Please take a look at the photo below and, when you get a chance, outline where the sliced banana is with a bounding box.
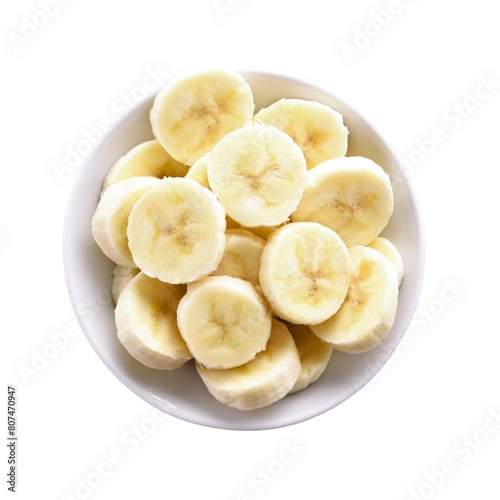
[245,224,279,240]
[310,246,399,353]
[177,275,272,369]
[254,98,348,169]
[127,177,226,284]
[150,67,255,166]
[291,156,394,247]
[207,123,307,227]
[101,139,189,193]
[259,222,351,325]
[211,228,266,286]
[286,323,333,394]
[196,318,301,410]
[90,67,408,410]
[185,152,210,189]
[91,176,160,267]
[115,272,192,369]
[367,236,404,286]
[111,265,140,304]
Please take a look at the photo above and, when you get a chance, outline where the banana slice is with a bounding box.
[196,318,301,410]
[245,224,279,240]
[367,236,404,286]
[91,176,161,267]
[286,323,333,394]
[207,123,307,227]
[259,222,351,325]
[115,272,192,369]
[185,152,210,189]
[176,275,272,369]
[150,67,255,166]
[291,156,394,247]
[211,228,266,286]
[310,246,399,353]
[127,177,226,284]
[101,139,189,193]
[254,98,348,169]
[111,265,140,304]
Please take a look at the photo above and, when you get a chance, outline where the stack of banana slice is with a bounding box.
[91,67,404,411]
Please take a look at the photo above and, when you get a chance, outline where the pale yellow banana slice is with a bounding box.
[310,246,399,353]
[115,272,192,369]
[127,177,226,284]
[367,236,404,286]
[286,323,333,394]
[211,228,266,286]
[185,152,210,189]
[196,318,301,410]
[245,224,279,240]
[259,222,351,325]
[101,139,189,193]
[185,155,242,242]
[91,176,161,267]
[111,265,140,304]
[207,123,307,227]
[254,98,348,169]
[291,156,394,247]
[150,67,255,166]
[176,275,272,369]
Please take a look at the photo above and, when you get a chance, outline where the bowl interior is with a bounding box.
[63,70,424,430]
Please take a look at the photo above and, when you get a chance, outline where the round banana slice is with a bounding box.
[211,228,266,286]
[286,323,333,394]
[101,139,189,193]
[244,224,279,240]
[367,236,404,286]
[185,152,211,189]
[310,246,399,353]
[91,176,161,267]
[254,98,348,169]
[176,275,272,369]
[115,272,192,370]
[259,222,351,325]
[291,156,394,247]
[127,177,226,284]
[207,123,307,227]
[150,67,255,166]
[111,265,140,304]
[196,319,301,410]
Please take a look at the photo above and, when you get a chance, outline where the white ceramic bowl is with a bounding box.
[63,70,425,430]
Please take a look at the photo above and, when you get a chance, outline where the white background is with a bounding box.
[2,0,500,499]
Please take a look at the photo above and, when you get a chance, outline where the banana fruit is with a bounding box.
[185,152,210,189]
[291,156,394,247]
[211,228,266,286]
[310,246,399,353]
[368,236,404,286]
[92,176,160,267]
[90,66,406,411]
[127,177,226,284]
[286,322,333,394]
[259,222,351,325]
[111,265,140,304]
[207,123,307,227]
[102,139,188,193]
[177,275,271,369]
[254,98,348,170]
[115,272,192,369]
[150,67,255,166]
[196,319,301,410]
